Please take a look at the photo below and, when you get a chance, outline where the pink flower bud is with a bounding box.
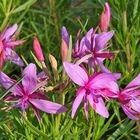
[100,2,111,32]
[61,39,68,61]
[33,36,44,62]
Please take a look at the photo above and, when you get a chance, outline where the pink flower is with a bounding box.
[73,28,115,73]
[118,74,140,120]
[33,36,44,62]
[63,62,119,119]
[0,24,24,67]
[100,2,111,32]
[0,63,67,121]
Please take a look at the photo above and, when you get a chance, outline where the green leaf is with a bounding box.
[59,120,73,136]
[108,119,135,140]
[99,114,115,139]
[24,117,49,138]
[0,118,12,126]
[0,77,23,100]
[68,35,72,62]
[12,0,37,14]
[30,51,42,69]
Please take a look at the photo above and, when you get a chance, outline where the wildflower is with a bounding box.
[63,62,119,119]
[73,28,114,73]
[100,2,111,32]
[33,36,44,62]
[0,24,24,67]
[118,74,140,120]
[0,63,67,121]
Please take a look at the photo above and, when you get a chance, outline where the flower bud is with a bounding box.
[100,2,111,32]
[33,36,44,62]
[61,39,68,61]
[62,26,69,48]
[49,54,57,72]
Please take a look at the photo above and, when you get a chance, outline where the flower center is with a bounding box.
[23,95,29,101]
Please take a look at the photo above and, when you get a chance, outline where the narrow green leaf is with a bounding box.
[68,35,72,62]
[0,77,23,100]
[30,51,42,69]
[0,118,12,126]
[59,120,73,136]
[12,0,37,14]
[99,114,115,139]
[24,117,49,138]
[108,119,135,140]
[3,124,14,137]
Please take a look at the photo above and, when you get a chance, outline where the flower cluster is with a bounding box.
[61,2,140,120]
[0,2,140,122]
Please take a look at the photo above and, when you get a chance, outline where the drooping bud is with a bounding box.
[61,39,68,61]
[100,2,111,32]
[33,36,44,62]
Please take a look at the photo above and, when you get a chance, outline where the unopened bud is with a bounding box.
[62,26,69,48]
[61,39,68,61]
[49,54,57,71]
[100,2,111,32]
[33,36,44,62]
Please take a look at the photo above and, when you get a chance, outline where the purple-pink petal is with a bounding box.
[95,30,114,51]
[71,88,85,118]
[2,24,18,41]
[6,40,25,48]
[5,48,24,66]
[88,73,119,93]
[121,105,139,120]
[0,71,23,96]
[87,94,109,118]
[63,62,88,86]
[22,63,37,94]
[94,97,109,118]
[130,99,140,113]
[84,95,88,120]
[29,99,67,114]
[79,28,94,54]
[32,105,41,121]
[96,59,111,73]
[125,74,140,91]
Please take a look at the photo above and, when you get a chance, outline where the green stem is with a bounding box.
[55,114,61,139]
[123,10,131,73]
